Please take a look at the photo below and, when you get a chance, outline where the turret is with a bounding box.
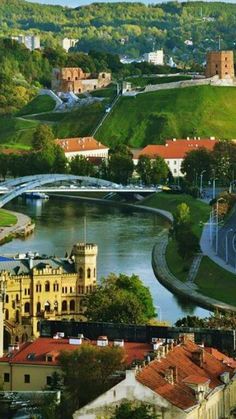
[72,243,98,285]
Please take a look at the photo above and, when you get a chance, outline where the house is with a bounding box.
[0,335,154,391]
[73,336,236,419]
[134,137,218,177]
[52,67,111,94]
[61,38,79,52]
[143,50,164,66]
[56,137,109,161]
[11,35,40,51]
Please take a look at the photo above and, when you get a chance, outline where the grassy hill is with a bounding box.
[96,85,236,147]
[17,95,56,116]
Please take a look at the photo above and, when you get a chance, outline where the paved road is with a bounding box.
[0,210,32,243]
[217,206,236,270]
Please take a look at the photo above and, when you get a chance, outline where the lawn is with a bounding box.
[125,75,192,88]
[17,95,56,116]
[195,256,236,305]
[96,85,236,147]
[0,116,39,150]
[142,192,210,237]
[0,210,17,227]
[166,238,192,282]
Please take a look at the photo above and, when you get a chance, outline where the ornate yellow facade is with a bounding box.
[0,243,97,344]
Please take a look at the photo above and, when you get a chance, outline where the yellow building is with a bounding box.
[0,242,97,344]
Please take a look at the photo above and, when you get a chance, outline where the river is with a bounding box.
[2,196,210,324]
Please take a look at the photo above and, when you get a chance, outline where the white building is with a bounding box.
[11,35,40,51]
[56,137,109,161]
[134,137,218,177]
[61,38,79,52]
[143,50,164,66]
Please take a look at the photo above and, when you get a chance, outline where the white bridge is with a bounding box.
[0,174,157,208]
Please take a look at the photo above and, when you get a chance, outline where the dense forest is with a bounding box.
[0,0,236,64]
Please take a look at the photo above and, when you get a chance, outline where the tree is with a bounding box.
[212,141,236,184]
[112,401,159,419]
[108,154,134,184]
[59,345,124,414]
[150,156,169,184]
[84,273,156,324]
[0,153,9,179]
[181,148,213,183]
[175,315,205,327]
[173,202,191,237]
[32,124,54,150]
[136,156,152,185]
[70,155,95,176]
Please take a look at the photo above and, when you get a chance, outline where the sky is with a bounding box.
[26,0,236,7]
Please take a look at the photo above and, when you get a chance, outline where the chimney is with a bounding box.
[29,257,33,270]
[179,333,195,345]
[192,349,205,368]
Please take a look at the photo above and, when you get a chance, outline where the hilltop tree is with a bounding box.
[84,273,156,324]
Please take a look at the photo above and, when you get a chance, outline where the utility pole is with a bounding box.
[218,35,221,51]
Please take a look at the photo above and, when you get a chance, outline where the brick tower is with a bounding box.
[205,51,235,79]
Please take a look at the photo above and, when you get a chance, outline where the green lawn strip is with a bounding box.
[96,85,236,147]
[0,116,39,149]
[141,192,210,237]
[166,238,193,282]
[125,75,192,87]
[195,256,236,305]
[0,210,17,227]
[17,95,56,116]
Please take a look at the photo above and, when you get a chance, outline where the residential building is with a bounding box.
[143,50,164,66]
[56,137,109,161]
[0,335,154,391]
[206,51,235,79]
[74,337,236,419]
[135,137,218,177]
[0,242,98,344]
[11,35,40,51]
[52,67,111,94]
[61,38,79,52]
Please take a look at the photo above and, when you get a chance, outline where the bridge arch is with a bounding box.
[0,174,118,208]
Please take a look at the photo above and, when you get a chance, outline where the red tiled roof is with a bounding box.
[56,137,108,153]
[0,338,152,367]
[205,347,236,369]
[137,340,233,411]
[137,138,218,160]
[183,375,210,384]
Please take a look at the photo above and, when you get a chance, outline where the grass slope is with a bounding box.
[96,85,236,147]
[0,116,39,150]
[17,95,56,116]
[0,209,17,227]
[125,75,192,88]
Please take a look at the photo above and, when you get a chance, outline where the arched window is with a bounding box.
[36,283,41,292]
[44,301,50,312]
[45,281,50,292]
[37,321,40,332]
[53,282,59,292]
[5,295,9,304]
[54,301,58,311]
[16,294,19,302]
[70,300,75,311]
[36,302,41,313]
[24,302,30,313]
[87,268,91,279]
[5,309,9,320]
[79,267,83,279]
[15,335,19,343]
[94,268,96,278]
[15,310,19,323]
[62,300,67,311]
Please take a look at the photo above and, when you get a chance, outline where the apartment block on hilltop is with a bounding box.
[206,51,235,79]
[11,35,40,51]
[143,50,164,66]
[52,67,111,94]
[134,137,218,177]
[61,38,79,52]
[74,337,236,419]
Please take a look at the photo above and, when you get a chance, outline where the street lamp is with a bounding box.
[229,180,235,194]
[225,228,233,264]
[215,197,226,255]
[199,170,206,197]
[232,231,236,271]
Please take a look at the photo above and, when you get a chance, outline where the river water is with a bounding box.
[2,197,210,324]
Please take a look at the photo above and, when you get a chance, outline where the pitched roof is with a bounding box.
[205,347,236,369]
[136,340,233,411]
[56,137,108,153]
[138,138,218,160]
[0,338,152,367]
[0,258,75,276]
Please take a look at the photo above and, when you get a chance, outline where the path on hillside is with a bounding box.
[0,211,33,244]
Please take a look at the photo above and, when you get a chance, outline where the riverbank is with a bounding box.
[0,210,34,245]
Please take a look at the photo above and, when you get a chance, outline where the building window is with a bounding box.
[5,295,8,304]
[225,64,227,68]
[79,267,83,279]
[70,300,75,311]
[36,302,41,313]
[53,282,59,292]
[36,284,41,292]
[24,289,27,296]
[54,301,58,311]
[28,289,30,296]
[68,77,71,81]
[44,301,50,312]
[62,300,67,311]
[87,268,91,279]
[15,310,19,323]
[174,161,177,165]
[5,309,9,320]
[174,169,177,174]
[4,373,10,383]
[94,268,96,278]
[24,374,30,384]
[24,302,30,313]
[215,64,218,68]
[70,287,73,293]
[46,376,52,386]
[225,57,228,61]
[16,294,19,302]
[45,281,50,292]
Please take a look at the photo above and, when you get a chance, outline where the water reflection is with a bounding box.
[3,197,210,324]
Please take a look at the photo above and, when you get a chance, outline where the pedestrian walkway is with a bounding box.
[0,210,33,244]
[187,254,203,285]
[200,222,236,274]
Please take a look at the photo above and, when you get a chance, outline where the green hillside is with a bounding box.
[0,116,39,150]
[96,86,236,147]
[17,95,56,116]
